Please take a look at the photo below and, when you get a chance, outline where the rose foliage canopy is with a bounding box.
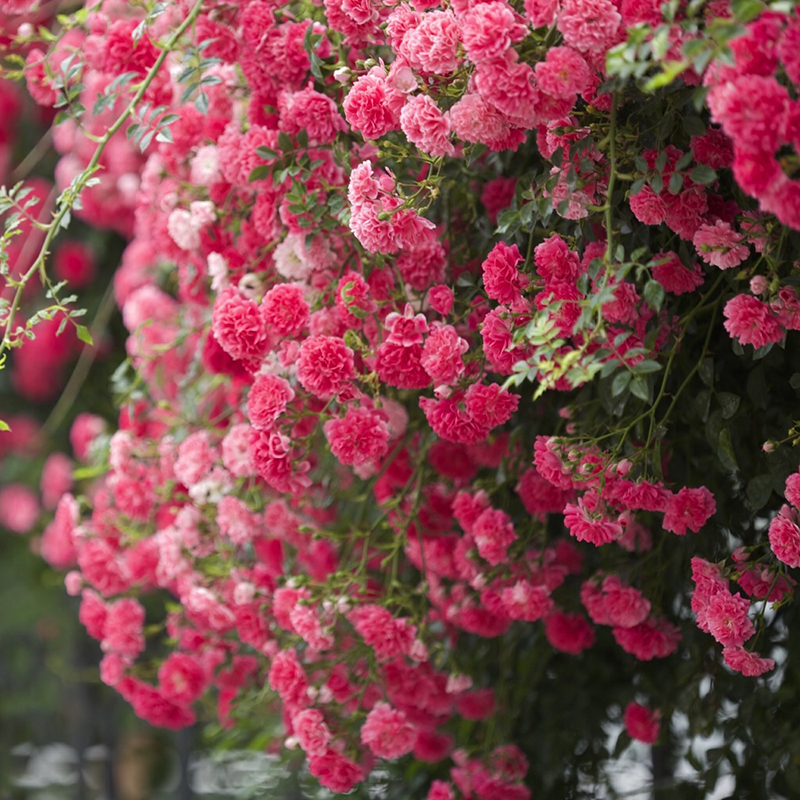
[3,0,800,796]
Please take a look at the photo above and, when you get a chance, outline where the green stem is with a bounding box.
[605,93,618,265]
[0,0,205,366]
[41,276,117,436]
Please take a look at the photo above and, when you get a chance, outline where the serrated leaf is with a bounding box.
[194,92,209,114]
[630,376,650,401]
[668,171,683,195]
[651,174,663,195]
[690,164,717,185]
[139,130,155,151]
[695,389,711,422]
[75,324,93,345]
[644,279,665,312]
[611,371,631,396]
[644,60,688,91]
[682,116,706,137]
[717,391,740,419]
[718,427,738,472]
[633,359,662,375]
[278,131,293,152]
[699,357,714,387]
[746,474,773,511]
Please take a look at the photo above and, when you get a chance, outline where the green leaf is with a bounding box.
[644,279,665,312]
[248,165,271,182]
[746,474,774,511]
[278,131,293,153]
[695,389,712,423]
[630,376,650,402]
[644,60,688,92]
[0,418,10,432]
[73,464,108,480]
[718,427,738,472]
[633,359,662,375]
[650,174,663,195]
[668,171,683,195]
[699,357,714,387]
[75,324,94,345]
[682,116,706,137]
[690,164,717,185]
[194,91,209,114]
[717,391,740,419]
[731,0,766,23]
[612,371,631,397]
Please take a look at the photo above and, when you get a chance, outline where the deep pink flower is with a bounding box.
[500,580,553,621]
[472,507,517,565]
[624,702,660,744]
[557,0,622,54]
[292,708,332,756]
[723,646,776,677]
[260,283,310,338]
[296,335,356,400]
[663,486,716,535]
[247,373,295,430]
[0,484,39,533]
[564,499,621,546]
[158,653,206,706]
[464,382,519,429]
[402,10,460,74]
[723,294,784,349]
[361,702,417,759]
[629,185,667,226]
[601,576,651,628]
[534,47,591,100]
[613,617,680,660]
[102,598,145,658]
[212,288,270,364]
[785,471,800,508]
[482,242,527,305]
[705,591,754,648]
[651,252,704,295]
[690,128,734,169]
[421,323,468,385]
[378,342,431,389]
[308,748,364,793]
[462,2,526,65]
[400,94,453,158]
[534,234,582,282]
[428,780,455,800]
[769,504,800,568]
[268,649,310,708]
[544,611,595,654]
[343,70,401,140]
[429,285,454,316]
[348,604,416,661]
[709,74,789,154]
[323,406,390,467]
[693,221,749,269]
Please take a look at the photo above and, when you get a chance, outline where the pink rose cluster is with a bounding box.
[14,0,800,796]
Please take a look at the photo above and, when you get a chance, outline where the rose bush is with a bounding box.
[3,0,800,797]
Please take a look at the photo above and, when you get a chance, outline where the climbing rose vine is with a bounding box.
[4,0,800,796]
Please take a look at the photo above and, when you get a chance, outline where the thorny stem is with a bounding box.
[41,275,117,437]
[604,92,618,265]
[0,0,205,371]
